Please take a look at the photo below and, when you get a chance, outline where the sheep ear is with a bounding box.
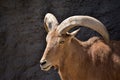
[70,28,80,36]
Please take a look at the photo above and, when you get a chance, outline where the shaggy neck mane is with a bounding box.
[58,37,117,80]
[58,37,90,80]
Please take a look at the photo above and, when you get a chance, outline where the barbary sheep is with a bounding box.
[40,13,120,80]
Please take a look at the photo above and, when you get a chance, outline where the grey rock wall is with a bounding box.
[0,0,120,80]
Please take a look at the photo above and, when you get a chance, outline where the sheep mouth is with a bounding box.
[41,65,52,71]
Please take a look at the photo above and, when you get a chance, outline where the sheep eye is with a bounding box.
[59,40,64,44]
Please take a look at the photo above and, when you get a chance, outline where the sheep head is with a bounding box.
[40,13,109,71]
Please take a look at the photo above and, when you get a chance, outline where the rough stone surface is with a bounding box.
[0,0,120,80]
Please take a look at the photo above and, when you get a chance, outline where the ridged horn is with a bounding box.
[44,13,58,32]
[57,16,109,42]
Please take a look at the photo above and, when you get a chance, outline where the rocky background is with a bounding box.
[0,0,120,80]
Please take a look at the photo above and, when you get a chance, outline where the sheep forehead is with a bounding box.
[46,30,70,44]
[46,31,59,42]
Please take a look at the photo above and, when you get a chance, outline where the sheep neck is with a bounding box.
[58,38,89,80]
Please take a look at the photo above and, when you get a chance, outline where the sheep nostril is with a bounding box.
[40,61,47,66]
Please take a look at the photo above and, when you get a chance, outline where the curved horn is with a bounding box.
[57,16,109,42]
[44,13,58,32]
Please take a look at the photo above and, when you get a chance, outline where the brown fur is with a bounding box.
[58,37,120,80]
[41,29,120,80]
[40,13,120,80]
